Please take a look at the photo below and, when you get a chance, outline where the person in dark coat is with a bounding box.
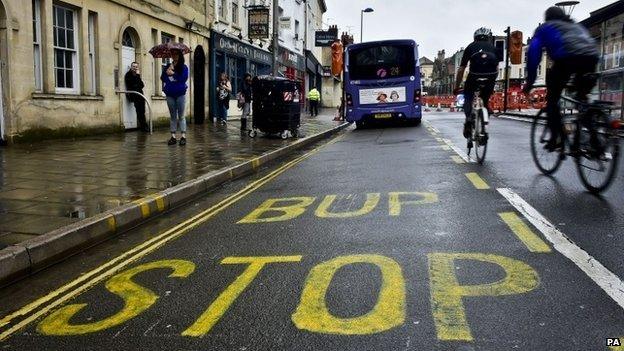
[124,62,148,132]
[240,73,253,132]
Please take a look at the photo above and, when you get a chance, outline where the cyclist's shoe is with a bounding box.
[463,122,472,139]
[479,133,489,144]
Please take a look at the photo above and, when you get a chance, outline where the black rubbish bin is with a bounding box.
[249,76,301,139]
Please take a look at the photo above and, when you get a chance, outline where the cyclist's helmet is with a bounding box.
[474,27,493,41]
[545,6,567,21]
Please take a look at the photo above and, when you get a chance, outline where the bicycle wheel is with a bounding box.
[473,109,487,164]
[531,110,563,175]
[575,112,620,194]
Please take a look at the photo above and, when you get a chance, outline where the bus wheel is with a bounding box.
[408,119,421,127]
[356,121,365,129]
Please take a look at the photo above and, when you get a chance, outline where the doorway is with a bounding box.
[121,29,138,129]
[193,46,206,124]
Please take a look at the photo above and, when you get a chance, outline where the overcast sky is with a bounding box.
[324,0,612,59]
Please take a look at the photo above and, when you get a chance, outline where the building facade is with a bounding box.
[209,0,273,117]
[0,0,214,142]
[581,0,624,117]
[419,57,433,95]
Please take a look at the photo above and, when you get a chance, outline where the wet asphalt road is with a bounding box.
[0,112,623,350]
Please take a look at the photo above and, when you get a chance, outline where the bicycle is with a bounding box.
[530,95,621,194]
[462,78,491,164]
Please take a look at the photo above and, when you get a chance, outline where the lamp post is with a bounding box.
[555,1,580,16]
[361,8,374,43]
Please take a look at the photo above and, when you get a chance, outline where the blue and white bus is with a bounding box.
[344,40,422,127]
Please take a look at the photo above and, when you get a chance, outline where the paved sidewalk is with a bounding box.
[0,110,342,248]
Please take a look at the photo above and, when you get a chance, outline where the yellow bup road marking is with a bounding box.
[428,253,539,341]
[499,212,551,253]
[37,260,195,336]
[0,133,344,341]
[315,193,380,218]
[388,192,438,216]
[238,197,316,223]
[182,256,302,337]
[465,173,490,190]
[292,254,405,335]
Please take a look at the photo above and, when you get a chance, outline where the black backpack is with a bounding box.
[470,50,499,75]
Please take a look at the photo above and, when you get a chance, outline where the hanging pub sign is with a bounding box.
[248,7,270,39]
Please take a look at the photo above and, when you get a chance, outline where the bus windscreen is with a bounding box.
[348,45,415,80]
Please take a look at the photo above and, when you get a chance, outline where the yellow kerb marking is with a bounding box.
[252,158,261,169]
[183,256,302,337]
[0,133,341,342]
[37,260,195,335]
[315,193,380,218]
[428,253,539,341]
[465,173,490,190]
[292,254,405,335]
[451,156,465,164]
[388,192,438,216]
[499,212,551,253]
[107,216,117,233]
[238,197,316,223]
[435,137,444,143]
[440,145,451,151]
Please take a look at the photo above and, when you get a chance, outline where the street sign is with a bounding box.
[248,7,270,39]
[315,30,338,47]
[279,17,292,30]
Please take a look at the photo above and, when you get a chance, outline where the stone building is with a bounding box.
[419,57,433,95]
[581,0,624,117]
[0,0,214,143]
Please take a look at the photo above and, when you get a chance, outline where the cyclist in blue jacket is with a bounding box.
[523,6,599,151]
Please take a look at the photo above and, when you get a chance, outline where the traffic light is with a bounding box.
[510,31,523,65]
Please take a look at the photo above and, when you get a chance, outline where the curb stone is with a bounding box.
[0,122,350,287]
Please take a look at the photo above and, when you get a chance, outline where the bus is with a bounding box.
[344,40,422,128]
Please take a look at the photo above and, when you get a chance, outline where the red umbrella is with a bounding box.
[149,42,191,58]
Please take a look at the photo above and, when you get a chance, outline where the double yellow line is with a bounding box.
[0,134,342,341]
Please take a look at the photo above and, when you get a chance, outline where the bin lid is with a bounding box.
[254,75,295,83]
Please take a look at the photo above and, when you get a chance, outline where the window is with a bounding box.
[295,20,300,40]
[161,32,174,67]
[53,4,79,93]
[32,0,43,91]
[349,45,415,80]
[87,12,97,94]
[538,64,542,76]
[232,1,239,25]
[219,0,227,21]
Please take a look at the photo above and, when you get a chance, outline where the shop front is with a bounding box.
[210,31,272,118]
[305,50,324,111]
[277,46,306,100]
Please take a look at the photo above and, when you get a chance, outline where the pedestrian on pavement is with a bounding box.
[239,73,253,133]
[217,72,232,125]
[308,86,321,117]
[124,62,148,132]
[161,49,189,146]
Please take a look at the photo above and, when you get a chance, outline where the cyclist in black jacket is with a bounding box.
[454,27,501,139]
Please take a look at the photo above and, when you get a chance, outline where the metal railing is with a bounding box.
[115,90,153,134]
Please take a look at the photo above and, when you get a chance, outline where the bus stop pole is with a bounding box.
[115,90,153,134]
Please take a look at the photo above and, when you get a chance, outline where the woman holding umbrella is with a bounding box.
[150,43,190,146]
